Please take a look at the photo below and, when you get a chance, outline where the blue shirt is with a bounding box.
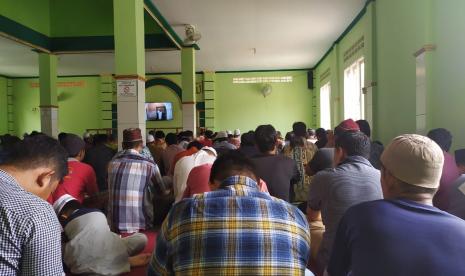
[328,199,465,276]
[149,175,311,275]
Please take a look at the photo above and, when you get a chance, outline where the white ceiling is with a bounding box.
[0,0,365,77]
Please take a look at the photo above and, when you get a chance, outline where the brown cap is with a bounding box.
[381,134,444,189]
[123,128,143,143]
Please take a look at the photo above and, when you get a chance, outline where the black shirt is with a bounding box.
[251,154,300,202]
[84,144,116,191]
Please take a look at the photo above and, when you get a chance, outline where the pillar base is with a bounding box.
[182,103,197,136]
[40,106,58,137]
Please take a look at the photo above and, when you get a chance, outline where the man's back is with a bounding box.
[162,144,183,175]
[434,151,460,210]
[251,154,299,201]
[84,144,115,191]
[329,199,465,276]
[150,176,310,275]
[0,170,63,275]
[447,174,465,219]
[53,160,98,203]
[108,149,160,233]
[308,156,382,265]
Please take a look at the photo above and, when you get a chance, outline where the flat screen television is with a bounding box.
[145,102,173,121]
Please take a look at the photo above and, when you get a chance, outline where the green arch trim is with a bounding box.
[145,78,182,101]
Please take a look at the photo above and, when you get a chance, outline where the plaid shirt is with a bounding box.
[149,175,311,275]
[108,149,167,233]
[0,170,63,275]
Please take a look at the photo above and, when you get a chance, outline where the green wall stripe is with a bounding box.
[143,0,186,49]
[196,102,205,110]
[0,15,177,53]
[0,15,50,49]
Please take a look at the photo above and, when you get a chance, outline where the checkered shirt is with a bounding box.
[0,169,63,275]
[108,149,167,233]
[149,175,311,275]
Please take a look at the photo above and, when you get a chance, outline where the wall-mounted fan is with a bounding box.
[261,84,272,98]
[184,24,202,45]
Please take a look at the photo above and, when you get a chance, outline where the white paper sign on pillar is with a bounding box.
[117,79,137,98]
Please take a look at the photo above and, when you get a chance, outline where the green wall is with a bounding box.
[430,0,465,150]
[7,72,312,137]
[313,3,372,130]
[215,71,312,134]
[313,0,465,151]
[12,77,101,136]
[0,0,51,36]
[374,0,432,144]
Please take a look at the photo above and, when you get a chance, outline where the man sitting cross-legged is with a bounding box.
[149,150,311,275]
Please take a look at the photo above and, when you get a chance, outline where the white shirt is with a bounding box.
[173,149,217,202]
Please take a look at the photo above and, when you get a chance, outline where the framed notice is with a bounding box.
[117,79,137,97]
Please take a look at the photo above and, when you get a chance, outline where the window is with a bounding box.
[232,76,292,84]
[343,58,365,120]
[320,82,331,130]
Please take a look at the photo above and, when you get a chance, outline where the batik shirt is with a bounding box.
[107,149,168,233]
[149,175,311,275]
[283,139,318,202]
[0,170,63,275]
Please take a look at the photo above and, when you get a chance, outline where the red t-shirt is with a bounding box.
[51,160,99,203]
[182,164,213,199]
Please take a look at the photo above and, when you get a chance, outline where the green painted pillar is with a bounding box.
[181,47,197,135]
[0,77,8,134]
[38,53,58,137]
[113,0,146,147]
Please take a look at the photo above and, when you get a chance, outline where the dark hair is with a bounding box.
[240,131,255,147]
[356,120,371,138]
[293,122,307,138]
[205,130,214,139]
[285,132,293,141]
[122,140,143,150]
[184,130,194,139]
[290,135,305,148]
[315,128,327,139]
[187,140,203,150]
[427,128,452,152]
[254,125,277,153]
[58,132,67,143]
[155,130,165,139]
[1,135,68,181]
[165,133,178,145]
[335,131,370,159]
[0,135,21,149]
[93,134,109,145]
[209,150,258,183]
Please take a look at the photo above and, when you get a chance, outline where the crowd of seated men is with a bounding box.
[1,120,465,275]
